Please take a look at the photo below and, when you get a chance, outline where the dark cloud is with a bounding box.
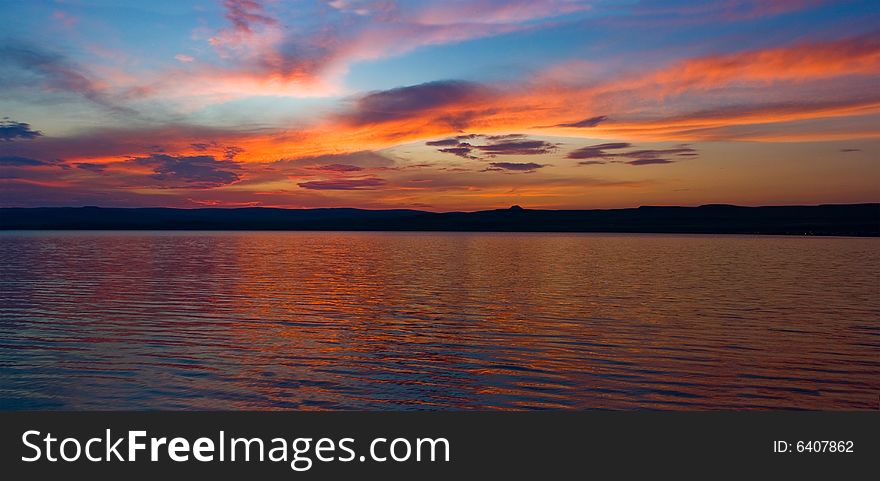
[191,143,212,151]
[475,140,556,156]
[485,134,526,141]
[617,146,696,166]
[235,151,395,189]
[0,125,256,163]
[224,145,245,160]
[0,120,43,141]
[426,138,462,147]
[128,154,241,189]
[426,133,484,147]
[625,158,675,165]
[567,142,632,160]
[297,177,386,190]
[75,162,107,172]
[439,146,479,159]
[625,147,696,159]
[0,43,131,113]
[840,148,861,152]
[487,162,546,172]
[0,155,47,166]
[348,80,486,124]
[553,115,609,128]
[429,133,556,159]
[570,143,696,166]
[314,163,364,172]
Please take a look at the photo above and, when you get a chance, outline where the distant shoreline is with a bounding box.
[1,204,878,236]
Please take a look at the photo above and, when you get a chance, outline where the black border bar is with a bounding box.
[1,411,876,479]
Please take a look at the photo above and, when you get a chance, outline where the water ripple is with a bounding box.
[1,231,878,410]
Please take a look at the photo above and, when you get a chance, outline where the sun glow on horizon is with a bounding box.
[1,0,878,210]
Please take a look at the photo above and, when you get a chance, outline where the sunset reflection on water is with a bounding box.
[1,231,877,410]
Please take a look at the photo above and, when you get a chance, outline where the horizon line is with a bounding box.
[2,202,879,214]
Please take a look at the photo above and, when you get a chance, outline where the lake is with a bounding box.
[0,231,877,410]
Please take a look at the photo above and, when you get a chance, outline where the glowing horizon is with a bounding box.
[1,0,878,211]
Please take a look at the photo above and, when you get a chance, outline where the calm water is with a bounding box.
[0,231,877,410]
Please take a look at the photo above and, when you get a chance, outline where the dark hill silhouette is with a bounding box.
[1,203,877,236]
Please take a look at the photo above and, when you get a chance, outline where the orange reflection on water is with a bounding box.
[0,231,877,410]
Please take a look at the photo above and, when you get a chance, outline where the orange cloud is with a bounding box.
[24,32,879,168]
[622,32,880,96]
[354,33,879,146]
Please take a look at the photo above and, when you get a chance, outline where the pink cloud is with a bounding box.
[177,0,592,102]
[211,0,277,42]
[52,10,79,28]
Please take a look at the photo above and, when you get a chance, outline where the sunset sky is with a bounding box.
[1,0,878,210]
